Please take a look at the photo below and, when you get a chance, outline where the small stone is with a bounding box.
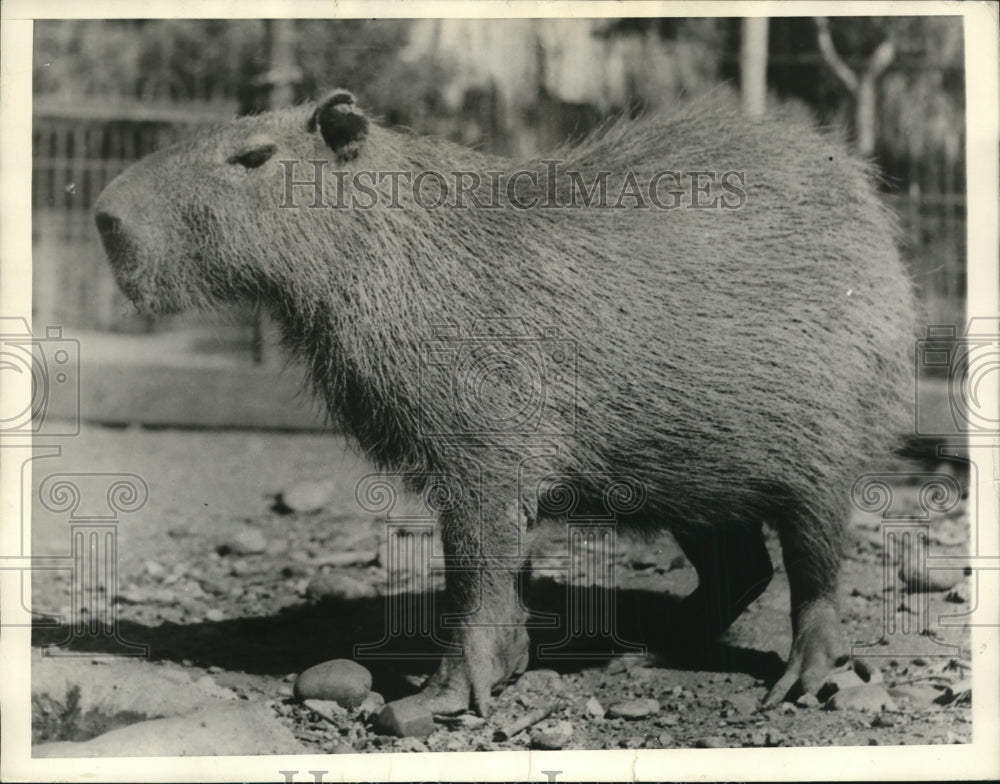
[824,684,898,713]
[318,551,375,569]
[620,735,644,749]
[871,713,895,728]
[515,669,564,693]
[293,659,372,708]
[218,526,267,556]
[281,479,338,513]
[453,713,486,730]
[656,731,675,747]
[374,701,436,738]
[585,696,605,718]
[395,737,429,753]
[331,743,355,754]
[898,562,966,593]
[779,702,797,715]
[607,698,660,719]
[605,658,627,675]
[306,573,377,602]
[945,582,970,603]
[887,682,940,704]
[935,679,971,705]
[817,668,865,702]
[205,609,225,623]
[530,720,573,750]
[721,693,757,716]
[795,693,820,708]
[144,560,166,579]
[355,691,385,721]
[695,736,728,748]
[303,698,348,724]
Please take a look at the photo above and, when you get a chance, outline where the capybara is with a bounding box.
[95,89,915,717]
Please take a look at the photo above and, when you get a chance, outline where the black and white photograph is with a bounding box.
[1,1,997,781]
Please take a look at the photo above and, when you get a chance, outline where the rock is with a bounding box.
[530,720,574,750]
[205,608,225,623]
[935,679,972,705]
[395,737,429,753]
[721,692,757,717]
[607,698,660,720]
[945,582,970,603]
[317,551,375,568]
[355,690,385,721]
[817,668,865,702]
[306,573,377,602]
[604,658,628,675]
[281,479,338,513]
[824,684,898,713]
[217,526,267,556]
[656,731,675,747]
[515,669,564,693]
[585,696,605,718]
[871,713,895,727]
[144,560,166,579]
[293,659,372,708]
[303,698,348,723]
[695,736,728,748]
[888,683,941,705]
[331,742,356,754]
[898,562,966,593]
[33,704,305,757]
[795,693,820,708]
[374,701,436,738]
[621,735,645,749]
[452,714,486,730]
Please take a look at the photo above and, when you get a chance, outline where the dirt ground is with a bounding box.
[29,424,973,755]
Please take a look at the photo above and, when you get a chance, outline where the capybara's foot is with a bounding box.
[762,598,845,707]
[392,623,530,717]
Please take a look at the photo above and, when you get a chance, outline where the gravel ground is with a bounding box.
[30,424,973,754]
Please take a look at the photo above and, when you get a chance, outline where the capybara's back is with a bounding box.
[95,90,915,718]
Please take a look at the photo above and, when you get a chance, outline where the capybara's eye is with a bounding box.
[229,145,277,170]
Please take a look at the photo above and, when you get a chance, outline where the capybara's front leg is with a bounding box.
[389,500,531,717]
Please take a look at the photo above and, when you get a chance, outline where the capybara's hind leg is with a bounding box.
[673,519,774,642]
[763,520,847,707]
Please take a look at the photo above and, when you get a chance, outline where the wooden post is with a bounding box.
[740,18,769,118]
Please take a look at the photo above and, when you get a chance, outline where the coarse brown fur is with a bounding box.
[96,90,916,716]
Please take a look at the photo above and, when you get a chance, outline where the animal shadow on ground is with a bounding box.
[32,581,785,702]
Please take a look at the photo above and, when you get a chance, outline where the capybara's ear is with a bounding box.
[309,89,368,159]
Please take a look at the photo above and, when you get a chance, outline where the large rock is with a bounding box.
[293,659,372,708]
[34,704,306,757]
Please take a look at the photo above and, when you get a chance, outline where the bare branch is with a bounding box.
[814,17,859,93]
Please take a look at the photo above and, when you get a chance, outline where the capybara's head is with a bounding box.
[94,90,374,314]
